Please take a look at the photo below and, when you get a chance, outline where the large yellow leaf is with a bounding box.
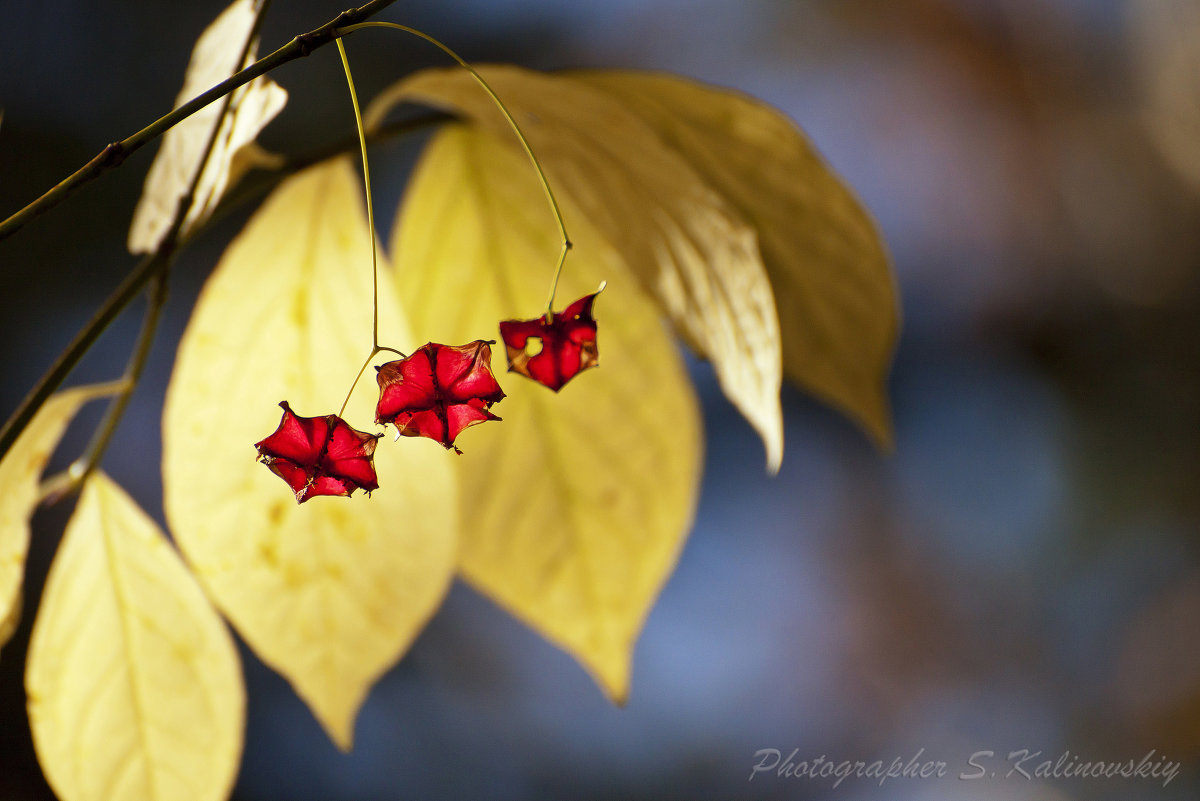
[162,157,457,748]
[0,382,120,658]
[128,0,287,253]
[575,71,898,446]
[26,472,243,801]
[391,124,702,702]
[369,65,782,470]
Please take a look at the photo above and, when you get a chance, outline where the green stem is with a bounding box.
[336,37,380,351]
[337,344,402,421]
[334,37,393,420]
[337,21,573,314]
[0,0,400,243]
[339,346,380,419]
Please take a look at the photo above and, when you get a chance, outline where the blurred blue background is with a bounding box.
[3,1,1199,799]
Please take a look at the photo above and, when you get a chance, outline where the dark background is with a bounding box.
[3,1,1199,799]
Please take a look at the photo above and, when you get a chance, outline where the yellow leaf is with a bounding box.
[26,472,243,801]
[369,65,782,470]
[575,71,898,447]
[391,124,702,702]
[162,157,457,749]
[0,382,120,658]
[128,0,287,253]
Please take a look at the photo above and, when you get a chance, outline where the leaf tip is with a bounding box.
[850,381,895,454]
[330,725,355,754]
[765,447,783,477]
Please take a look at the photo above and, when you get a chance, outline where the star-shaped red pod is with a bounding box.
[375,340,505,453]
[254,401,382,504]
[499,286,603,392]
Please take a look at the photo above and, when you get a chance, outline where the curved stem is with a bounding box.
[339,346,379,419]
[338,21,573,314]
[339,349,374,418]
[336,37,380,351]
[337,343,408,419]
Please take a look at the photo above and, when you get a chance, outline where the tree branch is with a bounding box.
[0,0,405,464]
[0,0,399,242]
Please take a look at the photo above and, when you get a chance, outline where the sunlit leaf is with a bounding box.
[576,70,897,446]
[26,472,243,801]
[128,0,287,253]
[0,382,120,658]
[391,124,702,702]
[162,157,457,748]
[370,65,782,470]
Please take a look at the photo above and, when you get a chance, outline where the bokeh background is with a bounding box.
[3,0,1200,799]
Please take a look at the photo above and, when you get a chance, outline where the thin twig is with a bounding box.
[0,0,400,243]
[39,273,170,503]
[15,0,272,496]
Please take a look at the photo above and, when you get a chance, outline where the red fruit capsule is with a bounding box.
[254,401,381,503]
[499,287,602,392]
[375,340,505,453]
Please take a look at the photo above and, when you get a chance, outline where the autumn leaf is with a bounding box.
[391,124,702,702]
[0,382,121,658]
[26,472,243,801]
[369,65,783,471]
[575,70,898,446]
[162,157,457,749]
[128,0,287,253]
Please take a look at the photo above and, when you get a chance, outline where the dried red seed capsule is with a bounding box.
[375,340,505,453]
[254,401,381,503]
[499,287,602,392]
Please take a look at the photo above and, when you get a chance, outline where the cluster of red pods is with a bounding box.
[254,291,601,503]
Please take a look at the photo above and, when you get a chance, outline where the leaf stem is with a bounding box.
[0,0,400,243]
[337,21,573,315]
[334,37,394,421]
[339,346,380,419]
[336,37,381,352]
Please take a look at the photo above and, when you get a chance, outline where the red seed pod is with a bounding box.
[254,401,381,503]
[375,340,505,453]
[499,287,601,392]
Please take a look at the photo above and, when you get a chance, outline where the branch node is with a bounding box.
[101,142,127,168]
